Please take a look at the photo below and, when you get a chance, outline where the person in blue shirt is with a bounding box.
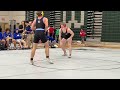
[0,30,5,45]
[3,28,16,49]
[24,21,34,49]
[47,36,57,48]
[14,29,27,49]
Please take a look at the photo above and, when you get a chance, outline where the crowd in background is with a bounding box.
[0,20,61,50]
[0,20,87,50]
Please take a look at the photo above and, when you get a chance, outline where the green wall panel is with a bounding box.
[75,11,81,23]
[102,11,120,42]
[66,11,71,23]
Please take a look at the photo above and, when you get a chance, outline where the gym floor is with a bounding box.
[0,47,120,79]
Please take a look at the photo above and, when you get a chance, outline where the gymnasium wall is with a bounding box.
[44,11,87,40]
[0,11,25,30]
[0,11,25,23]
[33,11,120,42]
[102,11,120,42]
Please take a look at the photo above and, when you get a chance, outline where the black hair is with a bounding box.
[25,21,29,23]
[6,28,11,32]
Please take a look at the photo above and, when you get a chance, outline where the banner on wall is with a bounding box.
[0,16,25,23]
[0,16,9,23]
[1,17,5,21]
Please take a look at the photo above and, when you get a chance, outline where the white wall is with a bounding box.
[0,11,25,23]
[63,11,84,28]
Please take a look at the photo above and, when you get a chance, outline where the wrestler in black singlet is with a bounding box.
[34,17,48,43]
[61,28,71,40]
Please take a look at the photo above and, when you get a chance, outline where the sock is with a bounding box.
[30,58,33,61]
[46,56,49,58]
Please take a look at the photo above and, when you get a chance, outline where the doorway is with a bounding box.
[0,23,9,32]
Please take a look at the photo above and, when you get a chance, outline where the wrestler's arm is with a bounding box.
[68,28,74,39]
[31,19,36,30]
[43,17,49,32]
[59,28,62,41]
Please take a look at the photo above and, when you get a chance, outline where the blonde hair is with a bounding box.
[60,22,67,27]
[36,11,44,16]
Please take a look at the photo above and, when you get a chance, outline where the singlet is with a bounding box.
[61,28,71,39]
[36,17,45,30]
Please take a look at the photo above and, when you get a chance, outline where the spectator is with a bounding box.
[47,36,56,48]
[13,29,27,49]
[24,21,34,49]
[80,29,86,44]
[3,28,16,49]
[48,26,55,38]
[53,27,56,39]
[18,21,25,34]
[55,28,60,43]
[29,21,35,34]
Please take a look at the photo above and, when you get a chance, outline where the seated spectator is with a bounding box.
[47,36,57,48]
[3,28,16,49]
[13,29,27,49]
[0,29,5,45]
